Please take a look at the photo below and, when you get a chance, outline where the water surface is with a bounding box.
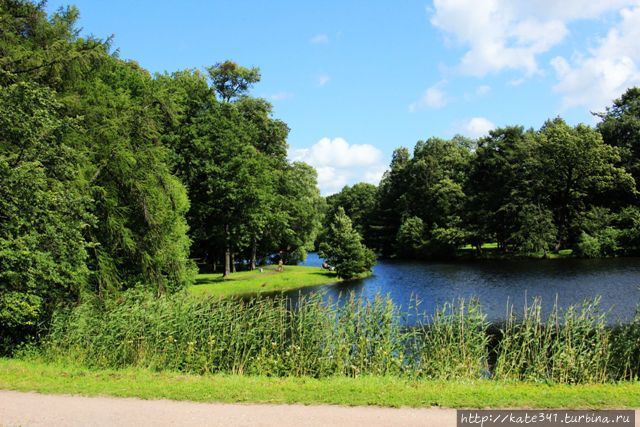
[294,253,640,323]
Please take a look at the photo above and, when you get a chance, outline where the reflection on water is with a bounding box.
[293,252,640,323]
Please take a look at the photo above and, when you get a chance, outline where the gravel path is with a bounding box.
[0,390,455,427]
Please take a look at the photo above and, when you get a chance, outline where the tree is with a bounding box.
[466,126,536,251]
[206,60,260,102]
[271,162,323,264]
[319,208,376,279]
[506,204,557,256]
[323,183,377,247]
[369,147,410,256]
[0,82,90,349]
[597,87,640,193]
[536,118,634,251]
[395,216,425,258]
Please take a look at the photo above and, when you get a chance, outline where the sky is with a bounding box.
[46,0,640,195]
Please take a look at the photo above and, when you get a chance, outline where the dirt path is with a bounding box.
[0,390,455,427]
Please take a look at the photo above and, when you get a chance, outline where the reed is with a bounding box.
[42,289,640,383]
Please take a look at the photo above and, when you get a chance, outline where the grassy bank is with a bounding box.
[2,358,639,408]
[188,265,356,298]
[458,243,574,259]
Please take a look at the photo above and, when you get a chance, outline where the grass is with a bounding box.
[189,265,354,298]
[2,358,640,408]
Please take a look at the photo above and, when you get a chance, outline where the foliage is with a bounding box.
[361,111,639,259]
[597,87,640,193]
[0,82,90,350]
[395,216,425,257]
[323,183,377,246]
[206,60,260,102]
[319,208,376,279]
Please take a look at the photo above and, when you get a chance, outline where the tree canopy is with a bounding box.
[0,1,323,349]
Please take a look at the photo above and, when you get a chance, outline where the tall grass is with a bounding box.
[42,289,640,382]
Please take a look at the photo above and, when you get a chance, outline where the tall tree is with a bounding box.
[597,87,640,194]
[0,82,90,348]
[319,208,376,280]
[206,60,260,103]
[536,118,634,250]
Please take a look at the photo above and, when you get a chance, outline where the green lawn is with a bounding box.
[189,265,352,298]
[1,359,639,408]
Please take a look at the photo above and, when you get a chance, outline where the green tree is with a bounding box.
[395,216,425,257]
[597,87,640,193]
[536,118,634,251]
[0,82,90,348]
[207,60,260,102]
[466,126,536,251]
[323,183,377,246]
[506,204,557,256]
[319,208,376,279]
[272,162,323,264]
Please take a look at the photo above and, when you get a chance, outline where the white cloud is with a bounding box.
[310,33,329,44]
[430,0,635,77]
[289,137,387,195]
[476,85,491,96]
[551,5,640,113]
[462,117,495,138]
[409,84,448,111]
[269,91,294,101]
[318,73,331,86]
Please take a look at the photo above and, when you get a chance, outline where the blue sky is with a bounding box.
[46,0,640,194]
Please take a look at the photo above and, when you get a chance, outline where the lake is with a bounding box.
[292,252,640,323]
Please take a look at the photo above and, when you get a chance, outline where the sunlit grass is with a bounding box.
[188,265,343,297]
[2,358,640,408]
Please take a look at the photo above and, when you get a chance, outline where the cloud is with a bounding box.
[409,84,448,111]
[430,0,635,77]
[318,73,331,86]
[551,5,640,113]
[269,91,294,101]
[462,117,495,138]
[289,137,387,195]
[476,85,491,96]
[310,33,329,44]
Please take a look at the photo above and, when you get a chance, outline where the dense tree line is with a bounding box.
[328,93,640,260]
[0,1,321,348]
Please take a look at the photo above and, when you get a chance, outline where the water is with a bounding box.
[294,252,640,323]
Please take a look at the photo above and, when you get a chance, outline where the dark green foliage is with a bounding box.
[1,0,198,345]
[597,87,640,193]
[395,216,425,257]
[323,183,377,246]
[319,208,375,279]
[359,108,639,259]
[0,82,89,349]
[156,64,322,275]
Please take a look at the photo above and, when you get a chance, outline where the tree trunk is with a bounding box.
[223,224,231,277]
[231,251,237,273]
[250,237,257,270]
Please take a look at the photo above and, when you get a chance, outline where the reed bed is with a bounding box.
[42,289,640,383]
